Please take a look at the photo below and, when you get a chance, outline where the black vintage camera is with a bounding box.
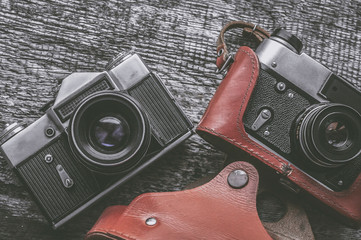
[243,29,361,192]
[0,53,193,228]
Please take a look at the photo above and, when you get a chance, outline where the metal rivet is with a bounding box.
[271,61,277,68]
[338,180,343,186]
[264,130,270,136]
[217,48,224,57]
[288,92,294,98]
[44,154,53,163]
[227,169,248,189]
[45,126,55,137]
[276,82,286,92]
[145,217,157,226]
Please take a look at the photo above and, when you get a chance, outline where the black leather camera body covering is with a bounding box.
[243,29,361,192]
[0,53,193,229]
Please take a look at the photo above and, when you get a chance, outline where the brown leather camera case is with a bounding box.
[86,161,271,240]
[196,45,361,224]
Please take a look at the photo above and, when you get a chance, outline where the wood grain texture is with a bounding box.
[0,0,360,239]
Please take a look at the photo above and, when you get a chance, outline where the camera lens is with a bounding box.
[69,91,151,174]
[324,120,349,149]
[295,104,361,168]
[0,123,26,145]
[91,116,130,150]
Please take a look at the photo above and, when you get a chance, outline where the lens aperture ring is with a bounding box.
[295,103,361,168]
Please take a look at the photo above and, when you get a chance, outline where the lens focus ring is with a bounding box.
[295,104,361,168]
[69,91,151,174]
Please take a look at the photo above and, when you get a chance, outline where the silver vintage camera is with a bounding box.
[243,29,361,192]
[0,53,193,228]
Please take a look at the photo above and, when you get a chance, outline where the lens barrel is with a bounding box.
[69,91,151,174]
[0,123,26,145]
[295,104,361,168]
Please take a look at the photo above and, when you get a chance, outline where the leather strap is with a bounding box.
[86,161,272,240]
[216,20,270,71]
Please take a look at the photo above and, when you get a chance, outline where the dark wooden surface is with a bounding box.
[0,0,361,239]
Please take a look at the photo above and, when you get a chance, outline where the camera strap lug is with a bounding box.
[39,99,55,112]
[215,20,270,72]
[216,54,234,74]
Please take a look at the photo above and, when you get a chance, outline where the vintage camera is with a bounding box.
[243,29,361,192]
[0,53,193,228]
[197,27,361,224]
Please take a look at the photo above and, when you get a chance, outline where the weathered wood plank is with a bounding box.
[0,0,360,239]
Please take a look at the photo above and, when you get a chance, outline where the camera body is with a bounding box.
[197,29,361,224]
[0,53,193,228]
[243,29,361,192]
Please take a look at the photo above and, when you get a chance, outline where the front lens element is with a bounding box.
[92,116,129,150]
[69,91,151,174]
[324,120,349,149]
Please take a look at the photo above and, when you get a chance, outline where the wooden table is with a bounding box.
[0,0,360,239]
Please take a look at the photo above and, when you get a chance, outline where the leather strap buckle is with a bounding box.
[216,54,234,74]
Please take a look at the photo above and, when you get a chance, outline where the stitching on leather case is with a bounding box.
[198,128,360,218]
[199,127,361,218]
[198,48,287,172]
[197,125,282,171]
[234,48,284,166]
